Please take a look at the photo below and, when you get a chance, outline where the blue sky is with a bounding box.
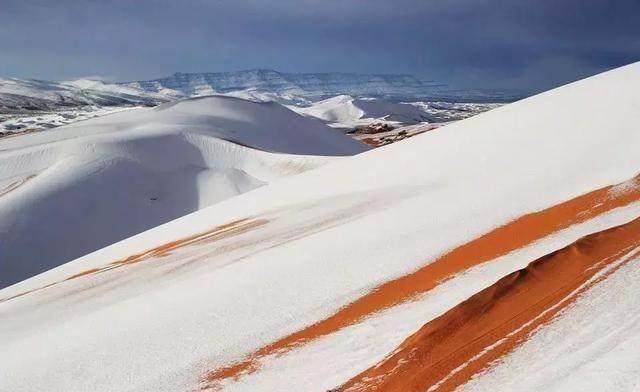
[1,0,639,91]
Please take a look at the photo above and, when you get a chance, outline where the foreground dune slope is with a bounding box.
[1,63,640,392]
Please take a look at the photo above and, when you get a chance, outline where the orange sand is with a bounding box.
[337,215,640,392]
[203,175,640,388]
[0,218,267,304]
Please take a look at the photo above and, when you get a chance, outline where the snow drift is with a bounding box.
[1,63,640,392]
[0,95,367,287]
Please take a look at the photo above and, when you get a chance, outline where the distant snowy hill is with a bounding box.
[0,95,367,288]
[0,77,169,133]
[0,77,164,111]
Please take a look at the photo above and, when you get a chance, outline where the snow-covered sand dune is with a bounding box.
[0,96,367,287]
[1,63,640,392]
[290,95,430,127]
[290,94,499,128]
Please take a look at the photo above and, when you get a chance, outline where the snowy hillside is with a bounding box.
[1,62,639,392]
[0,77,163,111]
[0,96,367,288]
[0,77,167,134]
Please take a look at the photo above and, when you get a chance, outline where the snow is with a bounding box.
[0,95,366,287]
[1,62,640,392]
[0,76,167,133]
[121,70,448,101]
[0,77,163,110]
[460,249,640,392]
[290,94,433,128]
[209,202,640,391]
[1,73,502,135]
[0,105,142,133]
[289,94,500,128]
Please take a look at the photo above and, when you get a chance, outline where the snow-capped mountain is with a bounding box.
[1,62,639,392]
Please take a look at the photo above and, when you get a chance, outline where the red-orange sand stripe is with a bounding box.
[337,214,640,392]
[203,175,640,388]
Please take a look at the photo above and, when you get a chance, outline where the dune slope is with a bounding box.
[0,96,366,287]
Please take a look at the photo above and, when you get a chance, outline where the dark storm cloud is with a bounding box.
[1,0,639,91]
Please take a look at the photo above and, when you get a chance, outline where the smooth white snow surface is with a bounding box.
[0,95,366,287]
[1,62,640,392]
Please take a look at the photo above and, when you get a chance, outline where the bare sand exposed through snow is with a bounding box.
[0,218,268,303]
[337,214,640,392]
[202,176,640,388]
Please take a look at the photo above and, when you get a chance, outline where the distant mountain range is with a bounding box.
[122,69,526,102]
[0,69,526,113]
[121,69,447,102]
